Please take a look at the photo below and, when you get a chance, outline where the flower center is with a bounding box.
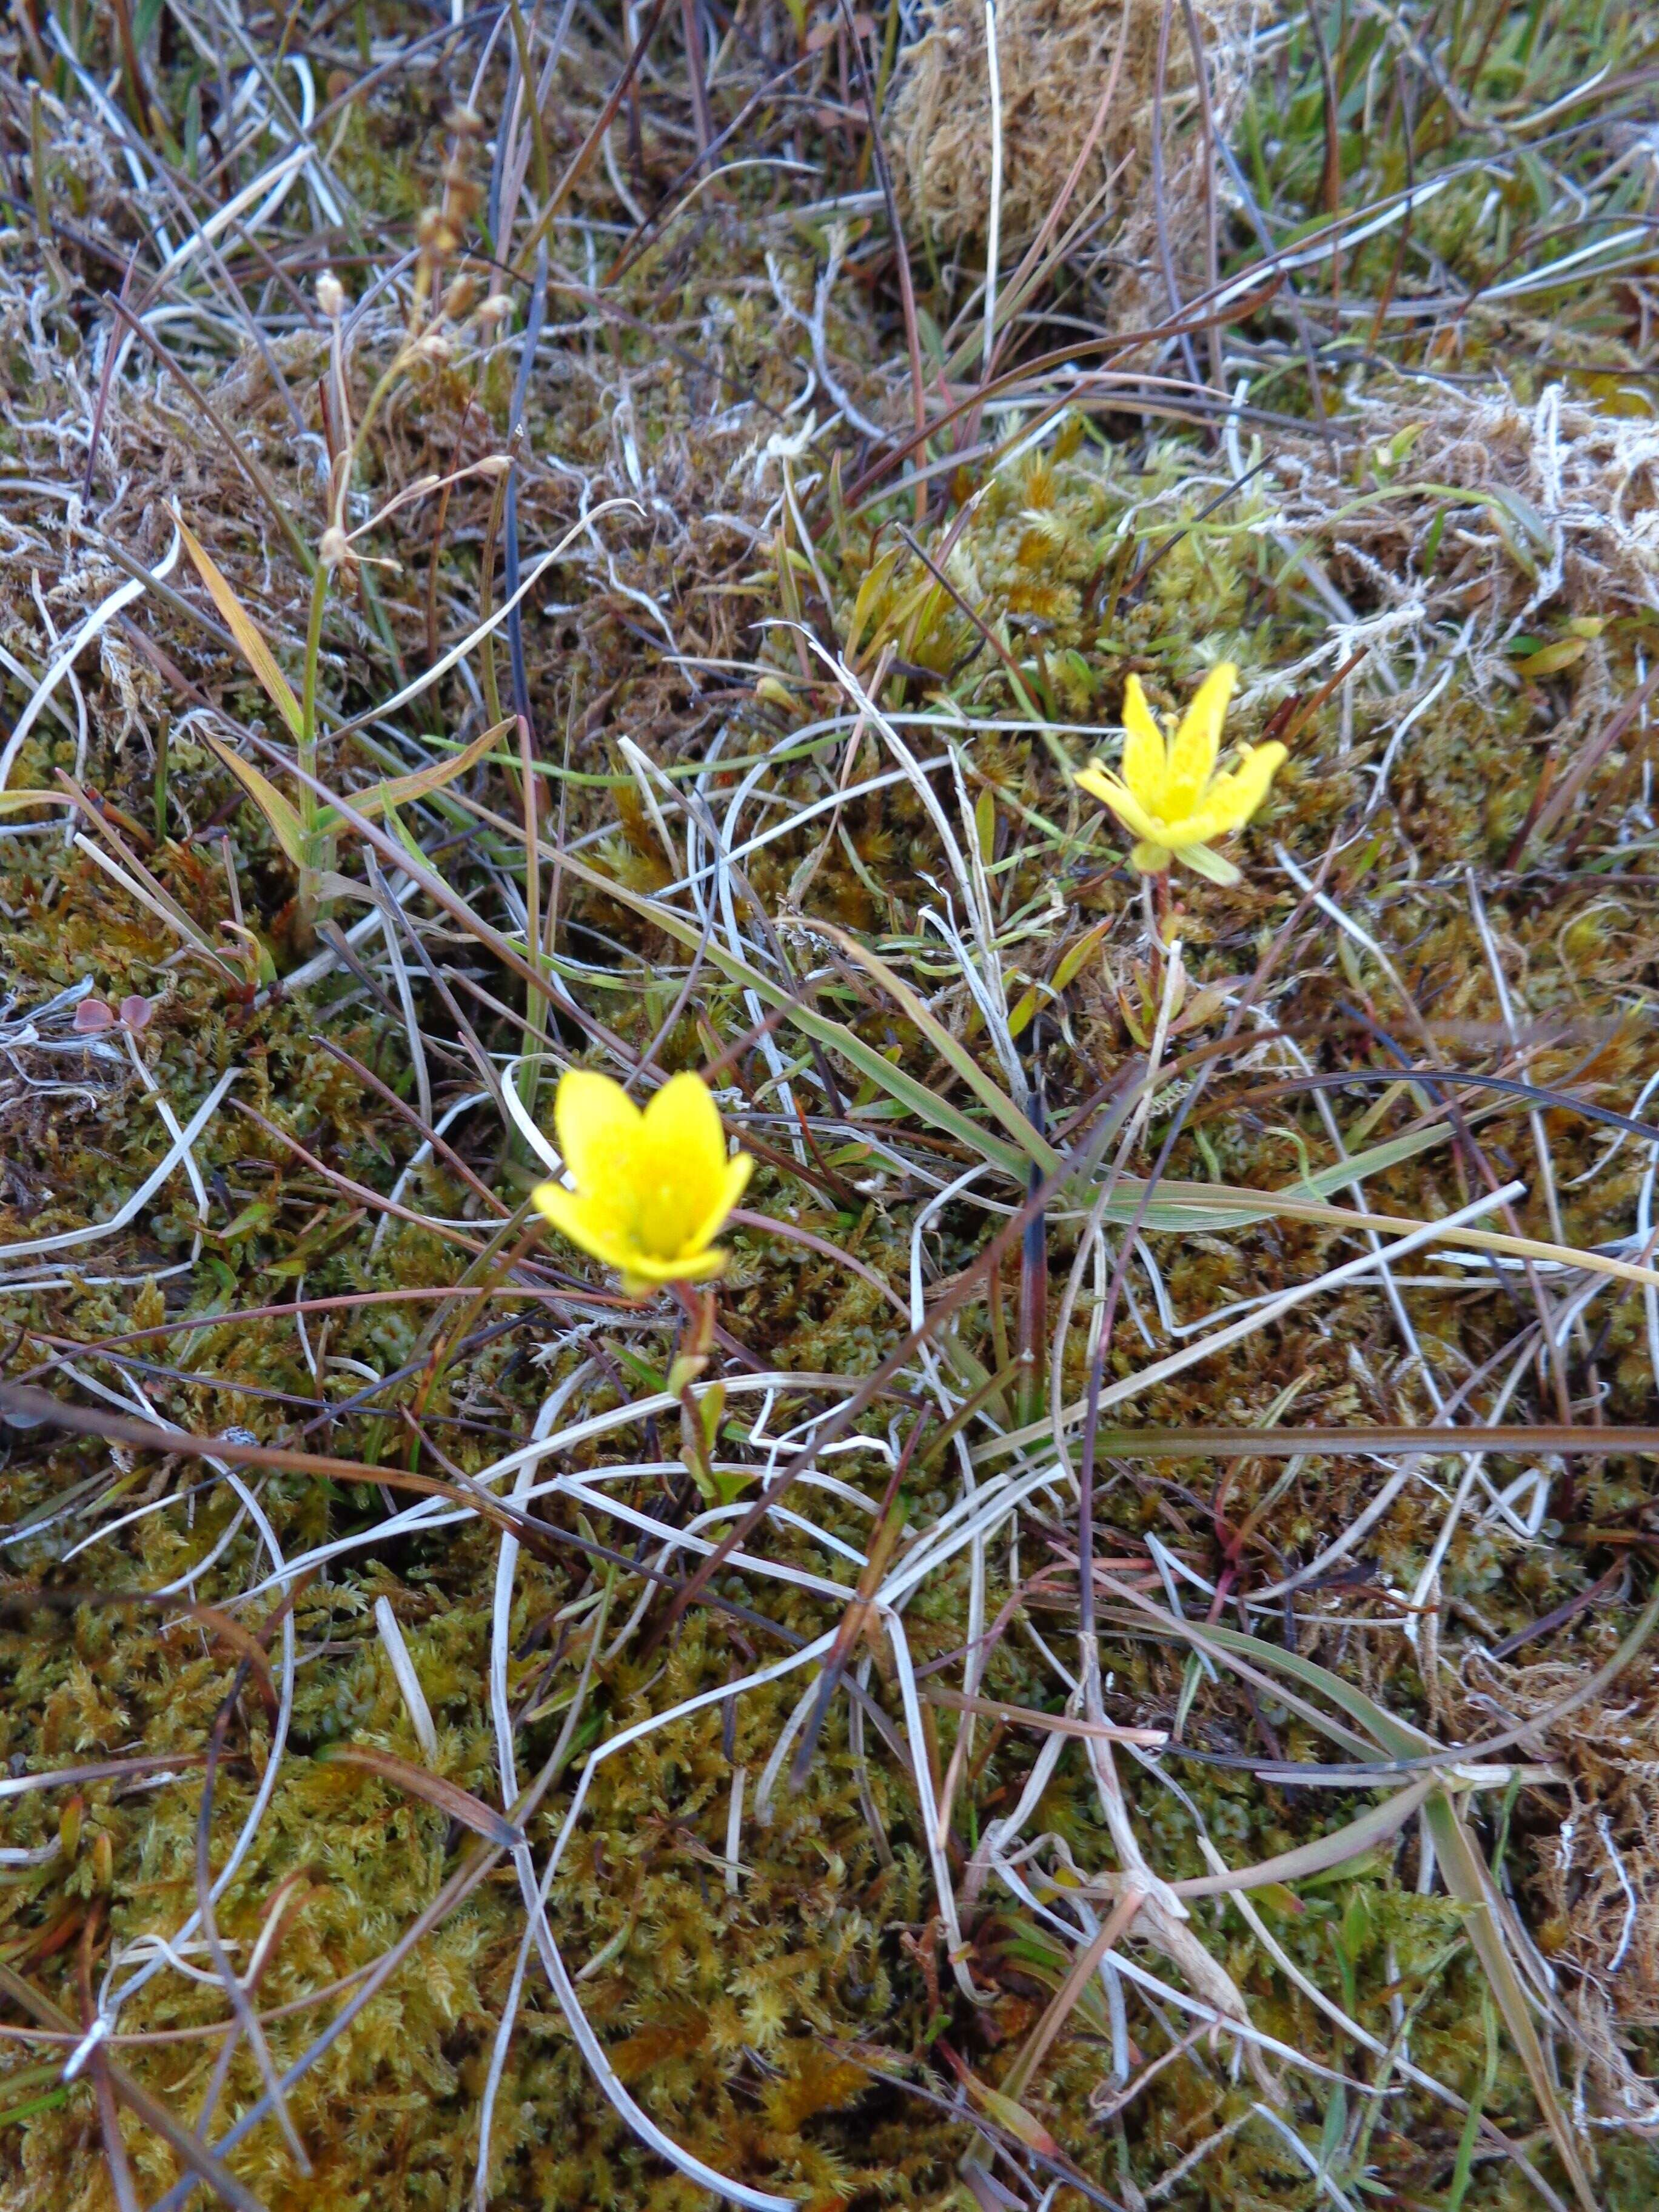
[633,1172,701,1259]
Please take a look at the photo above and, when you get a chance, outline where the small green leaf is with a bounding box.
[1514,637,1587,679]
[1051,918,1111,993]
[974,785,996,863]
[845,544,900,662]
[1339,1882,1373,1963]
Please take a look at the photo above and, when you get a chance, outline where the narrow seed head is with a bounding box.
[416,206,459,256]
[441,273,478,321]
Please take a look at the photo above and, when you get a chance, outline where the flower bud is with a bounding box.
[417,207,460,256]
[441,273,478,321]
[317,270,345,320]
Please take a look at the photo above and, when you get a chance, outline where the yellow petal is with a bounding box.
[1119,675,1167,806]
[554,1069,641,1196]
[532,1181,644,1275]
[1078,764,1169,849]
[688,1149,752,1255]
[1178,740,1286,843]
[642,1070,727,1184]
[1165,663,1236,811]
[620,1245,729,1295]
[537,1070,747,1285]
[634,1071,731,1262]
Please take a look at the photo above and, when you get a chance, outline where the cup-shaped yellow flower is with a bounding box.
[1075,663,1285,886]
[531,1069,752,1293]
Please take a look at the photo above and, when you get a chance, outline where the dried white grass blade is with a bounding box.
[1248,2102,1362,2211]
[71,835,228,967]
[517,1868,796,2212]
[0,1067,238,1267]
[498,1059,565,1172]
[372,1091,495,1257]
[472,1906,538,2212]
[491,1370,592,1803]
[991,1854,1359,2086]
[79,1473,297,2072]
[1208,176,1451,310]
[880,1606,975,1996]
[0,529,180,791]
[725,1766,747,1894]
[754,1679,819,1823]
[375,1597,438,1765]
[331,506,638,739]
[1034,1180,1527,1444]
[280,870,420,996]
[368,855,433,1133]
[981,0,1003,383]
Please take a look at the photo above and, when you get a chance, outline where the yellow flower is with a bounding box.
[531,1068,751,1293]
[1075,663,1285,886]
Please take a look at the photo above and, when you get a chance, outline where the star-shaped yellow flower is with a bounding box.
[532,1069,752,1294]
[1075,663,1285,885]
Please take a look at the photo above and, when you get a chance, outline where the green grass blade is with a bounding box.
[550,851,1033,1179]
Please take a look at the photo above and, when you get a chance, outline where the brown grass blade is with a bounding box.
[312,1745,523,1849]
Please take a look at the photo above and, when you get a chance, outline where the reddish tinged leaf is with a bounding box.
[936,2041,1062,2159]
